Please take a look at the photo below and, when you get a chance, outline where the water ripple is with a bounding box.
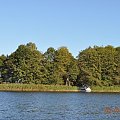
[0,92,120,120]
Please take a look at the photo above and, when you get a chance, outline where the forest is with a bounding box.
[0,42,120,87]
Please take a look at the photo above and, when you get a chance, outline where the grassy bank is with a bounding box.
[0,84,79,92]
[92,86,120,92]
[0,84,120,92]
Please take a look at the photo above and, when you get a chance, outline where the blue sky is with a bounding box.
[0,0,120,57]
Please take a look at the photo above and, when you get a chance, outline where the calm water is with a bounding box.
[0,92,120,120]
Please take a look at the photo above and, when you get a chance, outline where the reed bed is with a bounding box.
[0,84,120,92]
[92,86,120,92]
[0,84,79,92]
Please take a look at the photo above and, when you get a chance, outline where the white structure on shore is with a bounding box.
[80,85,91,92]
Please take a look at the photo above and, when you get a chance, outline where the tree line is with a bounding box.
[0,42,120,86]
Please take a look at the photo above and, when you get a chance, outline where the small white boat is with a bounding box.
[80,86,91,92]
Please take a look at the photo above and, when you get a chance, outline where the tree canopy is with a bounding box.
[0,42,120,86]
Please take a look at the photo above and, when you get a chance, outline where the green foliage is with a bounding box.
[0,55,6,82]
[54,47,79,85]
[1,43,45,84]
[77,45,120,86]
[0,42,119,87]
[43,47,57,84]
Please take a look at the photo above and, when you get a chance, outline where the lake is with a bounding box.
[0,92,120,120]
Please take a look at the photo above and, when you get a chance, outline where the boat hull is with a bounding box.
[80,87,91,92]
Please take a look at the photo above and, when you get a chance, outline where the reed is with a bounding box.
[92,86,120,92]
[0,84,120,92]
[0,83,79,92]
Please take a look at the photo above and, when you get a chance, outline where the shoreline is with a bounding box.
[0,90,120,93]
[0,84,79,92]
[0,84,120,93]
[0,89,80,92]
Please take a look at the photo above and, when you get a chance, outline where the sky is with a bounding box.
[0,0,120,57]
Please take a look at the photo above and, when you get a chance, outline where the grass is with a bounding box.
[91,86,120,92]
[0,83,79,92]
[0,84,120,92]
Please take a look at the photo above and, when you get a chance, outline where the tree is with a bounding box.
[77,45,120,86]
[0,42,119,87]
[0,55,6,83]
[66,59,79,86]
[54,47,78,85]
[3,42,45,84]
[43,47,56,84]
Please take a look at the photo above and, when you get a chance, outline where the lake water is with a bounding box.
[0,92,120,120]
